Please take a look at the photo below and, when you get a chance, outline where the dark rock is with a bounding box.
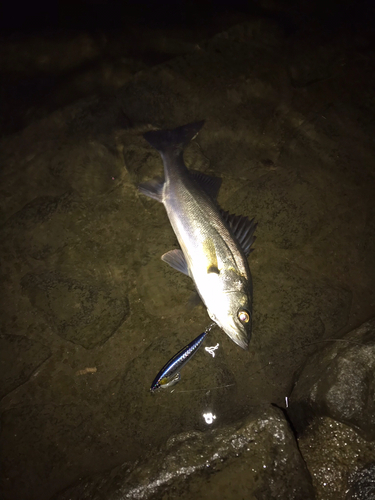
[0,403,106,500]
[347,463,375,500]
[54,406,314,500]
[0,335,51,399]
[21,271,129,349]
[1,193,86,260]
[137,255,195,318]
[298,417,375,500]
[288,318,375,440]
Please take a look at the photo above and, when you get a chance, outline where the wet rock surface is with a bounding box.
[288,318,375,440]
[0,10,374,500]
[54,406,314,500]
[21,270,129,349]
[0,335,51,399]
[347,463,375,500]
[298,417,375,500]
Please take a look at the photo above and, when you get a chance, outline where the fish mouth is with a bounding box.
[227,331,250,350]
[221,322,250,350]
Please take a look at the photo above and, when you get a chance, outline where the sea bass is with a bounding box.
[139,121,257,350]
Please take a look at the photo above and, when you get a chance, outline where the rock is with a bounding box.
[137,255,194,318]
[288,318,375,440]
[0,335,50,399]
[21,271,129,349]
[54,406,314,500]
[0,403,105,500]
[297,417,375,500]
[347,463,375,500]
[1,193,86,260]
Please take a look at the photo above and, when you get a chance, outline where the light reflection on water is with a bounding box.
[203,412,216,424]
[205,343,220,357]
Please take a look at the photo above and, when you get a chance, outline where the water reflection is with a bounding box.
[205,343,220,357]
[203,412,216,424]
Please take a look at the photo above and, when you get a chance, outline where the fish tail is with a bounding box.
[143,121,205,154]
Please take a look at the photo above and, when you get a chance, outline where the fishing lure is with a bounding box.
[150,323,216,392]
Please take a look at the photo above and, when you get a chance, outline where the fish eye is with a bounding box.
[238,310,250,323]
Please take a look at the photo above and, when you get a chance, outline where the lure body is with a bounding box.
[150,323,215,392]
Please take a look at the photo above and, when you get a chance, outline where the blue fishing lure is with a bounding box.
[150,323,216,392]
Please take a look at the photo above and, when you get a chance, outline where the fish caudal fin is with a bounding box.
[143,121,205,154]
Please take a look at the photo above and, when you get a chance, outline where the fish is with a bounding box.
[139,121,257,350]
[150,323,216,392]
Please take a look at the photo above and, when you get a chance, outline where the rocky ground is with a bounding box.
[1,7,375,500]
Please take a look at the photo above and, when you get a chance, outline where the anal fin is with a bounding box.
[138,177,164,202]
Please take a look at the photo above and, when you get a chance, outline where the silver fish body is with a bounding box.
[139,121,257,350]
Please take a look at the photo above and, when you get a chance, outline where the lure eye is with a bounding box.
[238,310,250,324]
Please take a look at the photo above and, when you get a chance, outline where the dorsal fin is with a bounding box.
[220,210,257,257]
[190,170,222,200]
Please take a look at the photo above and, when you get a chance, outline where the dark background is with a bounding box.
[1,0,374,34]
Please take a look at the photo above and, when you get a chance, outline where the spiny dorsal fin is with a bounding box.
[190,170,222,200]
[220,210,257,257]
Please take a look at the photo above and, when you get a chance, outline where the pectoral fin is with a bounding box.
[162,249,189,276]
[207,265,220,274]
[203,238,220,274]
